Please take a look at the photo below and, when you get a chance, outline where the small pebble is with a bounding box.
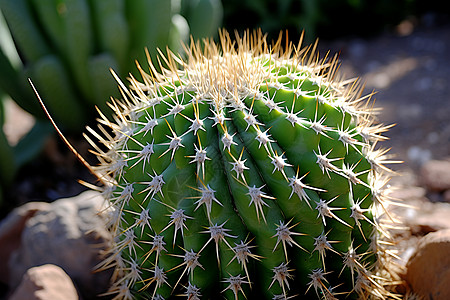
[8,264,79,300]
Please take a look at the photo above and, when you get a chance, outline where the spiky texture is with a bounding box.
[90,30,399,300]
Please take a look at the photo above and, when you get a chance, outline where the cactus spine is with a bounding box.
[92,30,398,299]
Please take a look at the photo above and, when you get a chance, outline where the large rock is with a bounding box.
[7,190,113,299]
[0,202,50,284]
[8,264,79,300]
[405,229,450,299]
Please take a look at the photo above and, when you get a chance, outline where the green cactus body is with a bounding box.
[92,30,396,300]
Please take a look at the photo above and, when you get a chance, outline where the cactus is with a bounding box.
[0,0,223,132]
[91,30,398,299]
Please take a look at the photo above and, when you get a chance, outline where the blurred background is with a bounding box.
[0,0,449,215]
[223,0,449,41]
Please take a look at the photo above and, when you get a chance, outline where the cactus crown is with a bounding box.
[91,30,397,299]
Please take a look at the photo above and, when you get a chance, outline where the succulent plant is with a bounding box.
[91,30,398,299]
[0,0,223,132]
[0,14,56,205]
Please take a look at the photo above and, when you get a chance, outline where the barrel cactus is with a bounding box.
[92,30,397,299]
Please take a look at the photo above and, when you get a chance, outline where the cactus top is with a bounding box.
[91,30,398,300]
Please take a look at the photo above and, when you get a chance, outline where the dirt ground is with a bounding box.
[2,20,450,212]
[322,21,450,176]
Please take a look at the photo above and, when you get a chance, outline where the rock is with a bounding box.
[405,229,450,299]
[7,190,113,300]
[0,202,51,284]
[420,159,450,192]
[8,264,79,300]
[393,198,450,235]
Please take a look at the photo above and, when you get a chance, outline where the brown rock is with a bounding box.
[405,229,450,300]
[420,160,450,192]
[8,264,79,300]
[0,202,51,284]
[8,190,113,299]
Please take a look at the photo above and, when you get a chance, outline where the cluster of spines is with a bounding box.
[89,30,399,300]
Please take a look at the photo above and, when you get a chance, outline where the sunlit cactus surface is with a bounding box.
[91,30,398,300]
